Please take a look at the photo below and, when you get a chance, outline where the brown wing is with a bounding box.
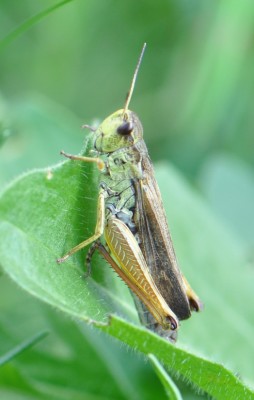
[134,150,191,320]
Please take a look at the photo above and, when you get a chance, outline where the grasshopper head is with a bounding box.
[94,109,143,153]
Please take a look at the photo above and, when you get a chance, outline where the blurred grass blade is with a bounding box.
[0,0,75,51]
[0,331,48,366]
[148,354,183,400]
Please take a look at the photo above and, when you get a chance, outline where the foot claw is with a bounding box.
[56,256,67,264]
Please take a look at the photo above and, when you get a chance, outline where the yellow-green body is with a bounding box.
[57,45,201,341]
[57,108,202,341]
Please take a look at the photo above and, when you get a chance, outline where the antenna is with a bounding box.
[123,43,146,117]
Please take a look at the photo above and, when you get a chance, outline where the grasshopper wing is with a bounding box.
[134,152,191,320]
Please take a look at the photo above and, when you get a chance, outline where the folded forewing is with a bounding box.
[135,158,191,320]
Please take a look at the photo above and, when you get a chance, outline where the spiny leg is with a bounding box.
[93,241,178,331]
[60,150,105,170]
[90,241,136,284]
[84,241,100,278]
[56,191,105,263]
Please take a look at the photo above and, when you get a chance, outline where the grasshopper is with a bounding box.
[57,44,202,342]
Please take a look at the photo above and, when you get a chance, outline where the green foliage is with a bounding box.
[0,332,48,366]
[0,276,166,400]
[148,355,183,400]
[0,0,75,51]
[0,0,254,398]
[0,146,253,399]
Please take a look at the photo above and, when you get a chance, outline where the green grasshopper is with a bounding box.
[57,44,202,342]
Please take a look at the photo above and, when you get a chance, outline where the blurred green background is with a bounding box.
[0,0,254,399]
[1,0,254,247]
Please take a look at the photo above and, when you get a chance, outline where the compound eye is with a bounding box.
[117,121,134,135]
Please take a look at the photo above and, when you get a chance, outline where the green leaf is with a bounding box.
[0,140,136,325]
[0,140,253,399]
[98,315,254,400]
[0,364,47,400]
[148,354,183,400]
[198,153,254,246]
[0,96,83,186]
[0,275,166,400]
